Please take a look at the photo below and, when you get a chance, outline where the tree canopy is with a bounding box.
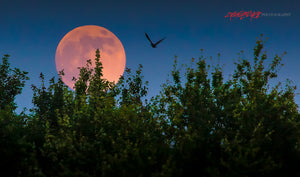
[0,36,300,177]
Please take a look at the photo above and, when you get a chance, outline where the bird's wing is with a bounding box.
[145,32,153,44]
[154,37,166,46]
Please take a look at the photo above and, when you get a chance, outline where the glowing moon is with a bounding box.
[55,25,126,89]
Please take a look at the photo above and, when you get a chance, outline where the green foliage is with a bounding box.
[0,54,29,110]
[1,36,300,176]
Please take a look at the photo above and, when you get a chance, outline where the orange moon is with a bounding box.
[55,25,126,89]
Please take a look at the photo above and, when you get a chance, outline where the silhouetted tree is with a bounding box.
[153,34,300,176]
[0,54,29,110]
[0,54,29,176]
[1,35,300,177]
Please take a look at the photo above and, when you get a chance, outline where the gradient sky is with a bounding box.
[0,0,299,113]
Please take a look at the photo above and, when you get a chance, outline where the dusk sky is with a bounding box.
[0,0,299,113]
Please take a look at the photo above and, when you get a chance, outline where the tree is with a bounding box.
[1,35,300,177]
[153,34,300,176]
[0,54,29,176]
[0,54,29,111]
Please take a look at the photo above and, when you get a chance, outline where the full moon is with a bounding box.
[55,25,126,89]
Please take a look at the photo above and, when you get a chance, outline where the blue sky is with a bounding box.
[0,0,299,113]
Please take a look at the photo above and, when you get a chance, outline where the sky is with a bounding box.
[0,0,299,113]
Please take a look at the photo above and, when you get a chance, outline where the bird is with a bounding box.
[145,32,166,48]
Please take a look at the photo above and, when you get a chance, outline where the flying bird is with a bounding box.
[145,32,166,48]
